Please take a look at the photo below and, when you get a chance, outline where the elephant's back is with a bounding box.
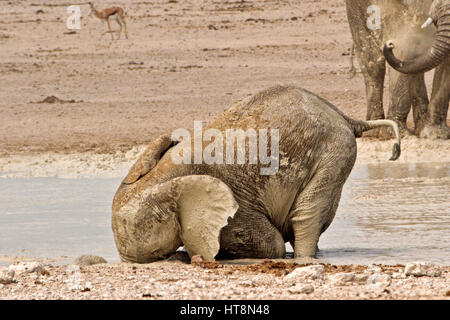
[196,86,357,240]
[208,85,353,141]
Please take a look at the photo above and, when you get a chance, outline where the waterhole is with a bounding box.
[0,162,448,266]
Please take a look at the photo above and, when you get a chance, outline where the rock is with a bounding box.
[367,273,391,286]
[0,267,15,284]
[65,265,92,292]
[8,262,45,275]
[74,255,107,266]
[404,262,441,277]
[288,283,314,294]
[329,272,356,286]
[284,265,324,283]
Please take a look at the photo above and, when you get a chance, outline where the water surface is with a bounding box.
[0,162,449,266]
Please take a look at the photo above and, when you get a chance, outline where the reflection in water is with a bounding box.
[319,162,450,265]
[0,162,449,266]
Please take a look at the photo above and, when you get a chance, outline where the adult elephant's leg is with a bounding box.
[345,0,385,122]
[216,210,286,260]
[410,72,430,135]
[420,58,450,139]
[289,169,346,258]
[386,67,414,135]
[358,50,386,121]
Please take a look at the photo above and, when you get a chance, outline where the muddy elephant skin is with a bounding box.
[112,85,400,263]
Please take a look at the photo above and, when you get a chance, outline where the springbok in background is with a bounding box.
[88,2,128,40]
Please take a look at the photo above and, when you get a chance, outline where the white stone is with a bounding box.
[329,272,356,286]
[367,273,391,286]
[8,261,45,275]
[366,283,386,295]
[284,265,324,283]
[392,272,404,279]
[0,267,15,284]
[288,284,314,294]
[404,262,441,277]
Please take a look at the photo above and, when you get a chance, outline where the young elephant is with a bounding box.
[112,86,401,263]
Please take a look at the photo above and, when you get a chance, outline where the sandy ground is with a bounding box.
[1,259,449,300]
[1,0,449,300]
[1,0,448,158]
[0,0,448,178]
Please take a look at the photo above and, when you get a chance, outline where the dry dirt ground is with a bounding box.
[0,0,448,157]
[1,260,449,300]
[0,0,449,178]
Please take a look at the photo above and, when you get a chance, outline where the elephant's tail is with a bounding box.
[349,119,401,161]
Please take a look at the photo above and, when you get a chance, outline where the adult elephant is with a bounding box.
[345,0,449,139]
[383,0,450,138]
[112,86,400,263]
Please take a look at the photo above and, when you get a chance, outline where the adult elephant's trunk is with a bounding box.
[383,3,450,74]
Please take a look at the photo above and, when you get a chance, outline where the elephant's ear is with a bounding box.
[171,175,239,261]
[123,135,174,184]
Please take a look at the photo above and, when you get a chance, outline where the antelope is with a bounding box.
[88,2,128,40]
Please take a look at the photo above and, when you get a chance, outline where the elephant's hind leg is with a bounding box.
[290,187,343,258]
[289,160,349,258]
[216,211,286,260]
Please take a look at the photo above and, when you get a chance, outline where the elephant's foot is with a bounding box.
[418,124,450,139]
[217,211,286,260]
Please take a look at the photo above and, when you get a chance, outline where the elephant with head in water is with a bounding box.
[111,85,401,263]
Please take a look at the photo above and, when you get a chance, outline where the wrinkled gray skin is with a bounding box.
[346,0,449,139]
[383,0,450,138]
[112,86,401,263]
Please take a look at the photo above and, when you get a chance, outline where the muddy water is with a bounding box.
[0,162,449,266]
[318,162,450,265]
[0,177,122,266]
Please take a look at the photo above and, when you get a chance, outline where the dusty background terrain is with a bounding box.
[1,0,448,158]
